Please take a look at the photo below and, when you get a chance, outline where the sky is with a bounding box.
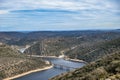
[0,0,120,31]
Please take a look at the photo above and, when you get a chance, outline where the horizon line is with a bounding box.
[0,29,120,32]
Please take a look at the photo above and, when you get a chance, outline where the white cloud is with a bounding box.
[0,10,9,14]
[0,0,119,31]
[0,0,119,12]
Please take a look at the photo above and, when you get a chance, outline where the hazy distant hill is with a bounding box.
[51,51,120,80]
[0,43,49,79]
[0,30,120,46]
[0,32,25,45]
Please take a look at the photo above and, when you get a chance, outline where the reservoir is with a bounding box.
[14,57,85,80]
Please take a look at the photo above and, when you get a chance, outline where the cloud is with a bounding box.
[0,10,9,14]
[0,0,120,31]
[0,0,119,12]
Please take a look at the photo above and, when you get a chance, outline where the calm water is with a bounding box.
[14,58,85,80]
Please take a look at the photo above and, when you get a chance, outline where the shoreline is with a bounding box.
[28,55,59,59]
[29,55,87,63]
[3,65,53,80]
[3,56,86,80]
[64,58,87,63]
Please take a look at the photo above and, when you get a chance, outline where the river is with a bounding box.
[14,57,85,80]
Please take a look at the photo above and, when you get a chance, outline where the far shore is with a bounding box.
[3,65,53,80]
[28,55,59,58]
[28,55,87,63]
[66,58,87,63]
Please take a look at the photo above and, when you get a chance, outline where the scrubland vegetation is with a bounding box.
[51,51,120,80]
[0,44,49,79]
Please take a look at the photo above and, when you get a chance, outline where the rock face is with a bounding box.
[0,44,49,79]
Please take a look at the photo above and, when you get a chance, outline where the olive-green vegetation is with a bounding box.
[50,52,120,80]
[25,37,84,56]
[25,32,120,62]
[0,44,19,57]
[0,30,119,46]
[0,30,120,80]
[66,38,120,62]
[0,43,49,79]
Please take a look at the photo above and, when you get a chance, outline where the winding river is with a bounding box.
[14,57,85,80]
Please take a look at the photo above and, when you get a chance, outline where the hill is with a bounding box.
[0,30,120,80]
[0,30,120,46]
[65,38,120,62]
[50,51,120,80]
[0,43,50,79]
[24,32,120,62]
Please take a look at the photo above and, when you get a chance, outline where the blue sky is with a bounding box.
[0,0,120,31]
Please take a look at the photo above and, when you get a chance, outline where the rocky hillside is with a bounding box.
[50,51,120,80]
[0,43,21,57]
[24,31,120,62]
[66,38,120,62]
[0,43,50,79]
[0,30,120,80]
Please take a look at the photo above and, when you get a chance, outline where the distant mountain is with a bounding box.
[0,32,25,45]
[51,51,120,80]
[0,30,120,46]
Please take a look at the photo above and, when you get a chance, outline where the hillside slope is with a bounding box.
[0,43,50,79]
[66,38,120,62]
[0,30,120,46]
[51,51,120,80]
[24,33,120,62]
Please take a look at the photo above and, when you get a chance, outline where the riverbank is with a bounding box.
[29,55,87,63]
[3,65,53,80]
[28,55,59,58]
[64,58,87,64]
[4,57,86,80]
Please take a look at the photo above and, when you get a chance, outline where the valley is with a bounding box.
[0,30,120,80]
